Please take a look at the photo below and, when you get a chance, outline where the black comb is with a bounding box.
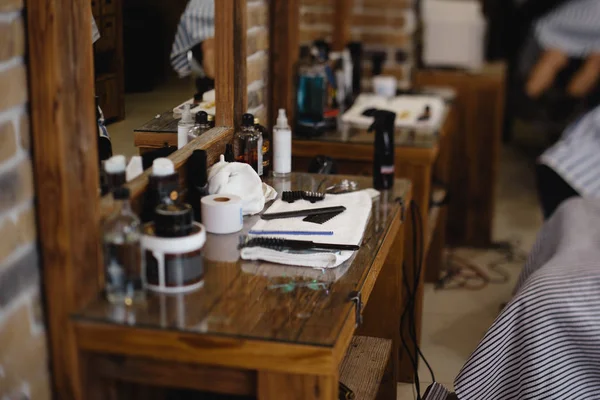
[303,210,344,224]
[261,206,346,220]
[282,191,326,203]
[239,237,359,252]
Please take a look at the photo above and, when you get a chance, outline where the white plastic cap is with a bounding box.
[152,158,175,176]
[104,155,126,174]
[181,103,193,123]
[276,109,288,128]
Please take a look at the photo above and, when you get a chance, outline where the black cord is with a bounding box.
[410,201,436,383]
[399,200,436,400]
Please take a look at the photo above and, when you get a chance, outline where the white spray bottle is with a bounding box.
[273,109,292,177]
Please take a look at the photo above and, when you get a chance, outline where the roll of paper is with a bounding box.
[201,194,244,234]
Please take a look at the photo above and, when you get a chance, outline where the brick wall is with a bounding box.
[246,0,269,125]
[0,1,51,399]
[299,0,416,90]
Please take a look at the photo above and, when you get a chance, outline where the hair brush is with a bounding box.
[239,237,359,252]
[282,191,326,203]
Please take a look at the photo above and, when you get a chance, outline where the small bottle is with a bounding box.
[224,144,235,162]
[208,114,215,128]
[368,110,396,190]
[273,109,292,177]
[141,158,180,222]
[186,149,209,222]
[188,111,212,142]
[104,155,126,193]
[254,117,271,177]
[177,104,194,149]
[234,113,263,176]
[103,187,145,305]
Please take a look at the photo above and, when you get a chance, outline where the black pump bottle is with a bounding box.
[368,110,396,190]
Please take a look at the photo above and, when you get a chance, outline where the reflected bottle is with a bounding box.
[234,113,263,176]
[254,117,271,177]
[188,111,212,142]
[103,187,145,305]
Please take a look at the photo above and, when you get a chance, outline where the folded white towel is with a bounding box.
[208,157,277,215]
[240,190,373,268]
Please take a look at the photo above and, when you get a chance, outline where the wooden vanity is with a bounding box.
[73,174,411,399]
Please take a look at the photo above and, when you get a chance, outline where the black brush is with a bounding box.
[282,191,326,203]
[239,237,359,251]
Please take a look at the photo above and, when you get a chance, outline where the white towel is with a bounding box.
[240,190,373,268]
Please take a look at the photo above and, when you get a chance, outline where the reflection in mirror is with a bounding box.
[93,0,217,194]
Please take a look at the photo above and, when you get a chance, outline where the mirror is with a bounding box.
[93,0,220,194]
[95,0,271,198]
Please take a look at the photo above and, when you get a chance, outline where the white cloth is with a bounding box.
[241,191,373,268]
[208,157,275,215]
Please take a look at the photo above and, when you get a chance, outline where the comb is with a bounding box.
[239,237,359,252]
[282,191,326,203]
[303,209,344,224]
[261,206,346,220]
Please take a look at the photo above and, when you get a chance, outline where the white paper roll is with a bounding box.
[201,194,244,234]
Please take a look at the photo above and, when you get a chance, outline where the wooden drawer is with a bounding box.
[95,16,116,52]
[96,76,119,121]
[91,0,100,17]
[101,0,116,16]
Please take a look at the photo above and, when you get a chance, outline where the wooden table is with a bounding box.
[73,174,411,400]
[415,64,505,247]
[291,109,456,382]
[133,111,180,153]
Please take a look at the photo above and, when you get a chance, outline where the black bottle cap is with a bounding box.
[242,113,254,127]
[154,203,194,237]
[368,110,396,133]
[195,111,209,124]
[188,149,208,187]
[371,52,387,76]
[112,187,130,200]
[224,144,235,162]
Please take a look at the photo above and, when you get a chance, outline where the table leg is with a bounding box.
[258,371,338,400]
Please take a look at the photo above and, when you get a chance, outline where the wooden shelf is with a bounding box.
[339,336,392,400]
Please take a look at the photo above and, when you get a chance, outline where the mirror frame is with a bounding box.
[26,0,248,397]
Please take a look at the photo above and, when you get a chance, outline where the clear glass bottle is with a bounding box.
[234,113,263,176]
[188,111,212,142]
[103,187,145,305]
[254,117,271,177]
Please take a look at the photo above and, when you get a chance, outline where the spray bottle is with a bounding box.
[368,110,396,190]
[273,109,292,177]
[177,104,194,149]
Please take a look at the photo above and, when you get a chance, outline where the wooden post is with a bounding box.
[269,0,299,126]
[27,0,101,398]
[332,0,352,51]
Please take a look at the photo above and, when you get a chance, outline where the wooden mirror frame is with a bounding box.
[26,0,248,397]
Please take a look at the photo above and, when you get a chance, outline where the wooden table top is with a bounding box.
[74,173,410,349]
[133,107,448,150]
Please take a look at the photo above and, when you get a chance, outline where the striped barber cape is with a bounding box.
[454,197,600,399]
[540,105,600,200]
[535,0,600,57]
[170,0,214,78]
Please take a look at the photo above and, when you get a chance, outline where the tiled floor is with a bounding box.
[397,146,544,399]
[108,85,545,400]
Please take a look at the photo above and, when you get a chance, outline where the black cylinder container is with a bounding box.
[368,110,396,190]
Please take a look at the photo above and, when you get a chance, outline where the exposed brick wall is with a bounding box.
[0,2,51,399]
[246,0,269,125]
[299,0,416,89]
